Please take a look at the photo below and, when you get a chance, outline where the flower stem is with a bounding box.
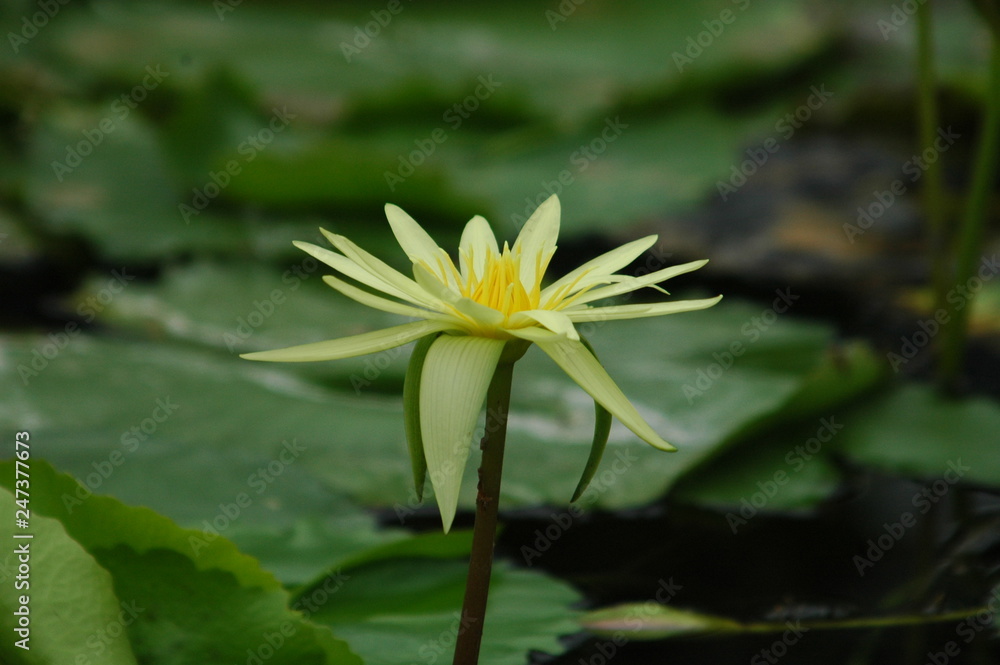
[452,360,515,665]
[939,30,1000,388]
[916,0,950,320]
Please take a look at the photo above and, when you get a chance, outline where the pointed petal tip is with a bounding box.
[292,240,318,253]
[439,509,456,534]
[650,439,678,452]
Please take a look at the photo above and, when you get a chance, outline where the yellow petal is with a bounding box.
[512,194,560,289]
[569,259,709,307]
[385,204,454,286]
[541,235,657,305]
[240,320,453,362]
[414,263,505,328]
[321,274,457,323]
[420,335,507,532]
[458,215,499,281]
[294,240,412,302]
[564,296,723,322]
[321,229,442,309]
[507,308,579,340]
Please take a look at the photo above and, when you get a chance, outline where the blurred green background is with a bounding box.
[2,1,1000,664]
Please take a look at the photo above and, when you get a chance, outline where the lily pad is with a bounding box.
[0,460,361,665]
[0,489,139,665]
[307,558,580,665]
[671,341,884,512]
[836,384,1000,486]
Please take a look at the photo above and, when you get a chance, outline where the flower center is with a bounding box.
[459,243,541,317]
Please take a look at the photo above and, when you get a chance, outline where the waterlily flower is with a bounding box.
[243,195,720,531]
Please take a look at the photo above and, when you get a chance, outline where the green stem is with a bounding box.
[917,0,950,322]
[738,605,988,634]
[939,31,1000,388]
[452,360,515,665]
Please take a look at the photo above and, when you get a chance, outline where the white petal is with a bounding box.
[564,296,723,322]
[321,274,458,323]
[384,204,450,277]
[569,259,709,307]
[458,215,498,280]
[420,335,507,532]
[507,309,579,340]
[510,329,675,451]
[512,194,560,288]
[541,235,658,304]
[240,320,453,362]
[321,229,442,309]
[294,240,413,302]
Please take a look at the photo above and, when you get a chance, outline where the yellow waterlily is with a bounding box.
[243,195,720,531]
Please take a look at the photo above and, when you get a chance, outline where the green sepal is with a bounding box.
[571,335,613,502]
[403,333,440,501]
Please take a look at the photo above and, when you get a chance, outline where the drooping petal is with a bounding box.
[512,194,560,289]
[384,204,454,285]
[458,215,499,281]
[321,229,442,309]
[240,320,453,362]
[420,335,507,532]
[294,240,413,302]
[403,333,439,501]
[564,296,723,322]
[572,336,613,502]
[568,259,710,307]
[507,308,579,340]
[509,327,675,451]
[540,235,658,304]
[321,275,456,323]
